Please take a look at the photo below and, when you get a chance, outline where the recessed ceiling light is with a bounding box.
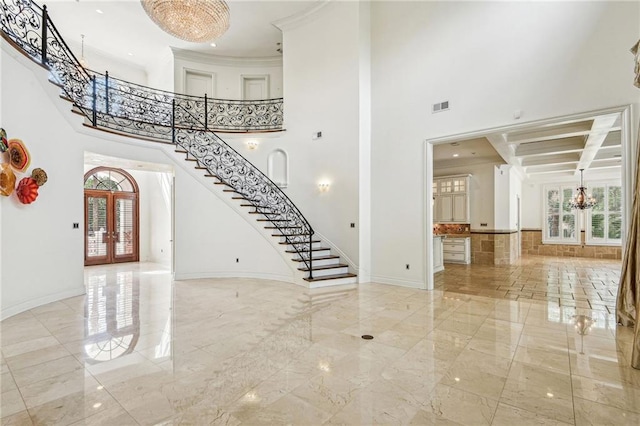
[453,154,459,157]
[210,42,217,47]
[96,9,103,14]
[127,52,134,56]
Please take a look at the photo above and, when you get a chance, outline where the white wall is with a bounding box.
[147,172,172,264]
[1,43,295,319]
[522,182,543,229]
[147,47,175,92]
[173,50,283,99]
[494,165,511,230]
[273,0,363,269]
[510,168,523,231]
[2,46,85,319]
[371,0,640,286]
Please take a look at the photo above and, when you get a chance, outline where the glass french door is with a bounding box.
[85,191,138,265]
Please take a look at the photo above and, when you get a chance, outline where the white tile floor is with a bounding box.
[1,261,639,425]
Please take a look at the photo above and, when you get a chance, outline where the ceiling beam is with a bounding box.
[521,153,580,167]
[514,137,584,157]
[485,134,527,180]
[506,122,593,144]
[576,115,619,173]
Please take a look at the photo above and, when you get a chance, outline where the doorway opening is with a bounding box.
[424,105,634,290]
[241,75,270,100]
[84,167,139,265]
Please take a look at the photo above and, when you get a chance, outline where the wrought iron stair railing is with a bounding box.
[0,0,317,278]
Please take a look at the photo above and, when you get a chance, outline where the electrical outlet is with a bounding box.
[480,223,488,227]
[350,223,355,228]
[312,131,323,140]
[236,258,239,263]
[72,223,79,229]
[406,264,410,270]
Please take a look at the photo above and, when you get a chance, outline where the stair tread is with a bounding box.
[265,226,302,229]
[292,256,337,263]
[279,240,321,245]
[298,263,349,272]
[285,247,329,253]
[304,273,357,282]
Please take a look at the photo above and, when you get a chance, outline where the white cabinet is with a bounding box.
[443,237,471,264]
[433,175,470,223]
[433,236,444,273]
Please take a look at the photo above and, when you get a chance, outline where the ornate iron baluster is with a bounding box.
[91,75,97,126]
[40,4,47,65]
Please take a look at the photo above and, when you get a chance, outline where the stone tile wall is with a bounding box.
[520,230,622,260]
[471,232,520,265]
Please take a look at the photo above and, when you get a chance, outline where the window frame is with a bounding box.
[542,184,580,245]
[585,180,622,246]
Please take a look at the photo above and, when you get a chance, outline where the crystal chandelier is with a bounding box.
[569,169,597,210]
[140,0,230,43]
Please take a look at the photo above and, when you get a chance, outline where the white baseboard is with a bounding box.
[1,287,86,321]
[368,275,427,289]
[173,271,296,284]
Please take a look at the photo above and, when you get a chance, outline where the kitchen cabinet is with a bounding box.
[433,175,470,223]
[443,237,471,264]
[433,236,444,273]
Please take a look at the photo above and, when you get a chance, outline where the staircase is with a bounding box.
[0,0,356,287]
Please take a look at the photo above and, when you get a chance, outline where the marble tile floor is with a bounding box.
[435,255,622,314]
[1,260,639,425]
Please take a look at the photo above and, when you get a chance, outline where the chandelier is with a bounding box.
[569,169,597,210]
[140,0,230,43]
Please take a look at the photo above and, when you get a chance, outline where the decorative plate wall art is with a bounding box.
[8,139,31,173]
[0,127,47,204]
[16,177,39,204]
[0,128,8,152]
[0,163,16,196]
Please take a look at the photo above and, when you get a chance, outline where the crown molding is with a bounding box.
[272,0,332,31]
[171,48,282,67]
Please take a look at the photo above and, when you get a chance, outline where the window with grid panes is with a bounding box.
[586,183,622,245]
[543,185,579,244]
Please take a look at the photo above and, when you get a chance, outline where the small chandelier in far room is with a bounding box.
[569,169,597,210]
[140,0,230,43]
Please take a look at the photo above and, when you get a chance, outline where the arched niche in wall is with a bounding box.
[267,149,289,188]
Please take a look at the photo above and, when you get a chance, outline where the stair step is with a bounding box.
[265,226,303,230]
[175,149,188,154]
[185,158,198,162]
[195,166,208,170]
[304,273,358,282]
[273,233,310,238]
[298,263,348,272]
[257,219,288,222]
[293,255,340,267]
[279,240,321,245]
[285,247,329,254]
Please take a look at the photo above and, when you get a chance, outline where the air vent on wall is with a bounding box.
[432,101,450,113]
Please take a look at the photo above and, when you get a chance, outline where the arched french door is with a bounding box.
[84,167,139,266]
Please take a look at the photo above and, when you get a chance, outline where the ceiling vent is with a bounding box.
[432,101,449,113]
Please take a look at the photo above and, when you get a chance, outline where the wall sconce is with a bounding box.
[246,140,259,150]
[318,181,330,192]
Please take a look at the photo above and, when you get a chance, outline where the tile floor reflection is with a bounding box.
[1,258,639,425]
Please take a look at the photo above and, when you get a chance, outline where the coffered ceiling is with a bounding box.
[434,112,622,183]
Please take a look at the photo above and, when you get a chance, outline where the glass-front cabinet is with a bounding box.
[433,175,471,223]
